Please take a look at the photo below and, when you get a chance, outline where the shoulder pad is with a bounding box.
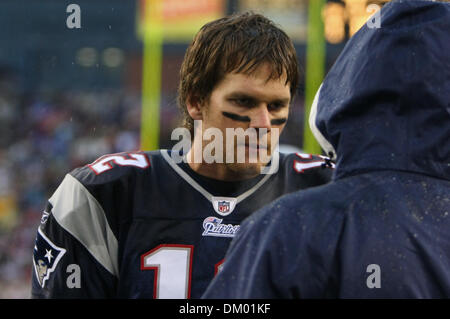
[70,151,153,186]
[46,173,119,277]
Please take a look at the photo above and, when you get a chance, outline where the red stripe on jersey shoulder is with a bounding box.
[292,152,327,173]
[87,151,151,175]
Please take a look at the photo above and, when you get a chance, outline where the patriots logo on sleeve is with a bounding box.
[33,227,66,288]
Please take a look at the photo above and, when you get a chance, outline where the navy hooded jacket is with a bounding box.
[203,0,450,298]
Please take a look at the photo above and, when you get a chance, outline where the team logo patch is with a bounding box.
[202,217,240,238]
[212,197,237,216]
[33,227,66,288]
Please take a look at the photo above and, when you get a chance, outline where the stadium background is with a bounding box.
[0,0,390,298]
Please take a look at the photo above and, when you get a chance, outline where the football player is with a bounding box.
[31,12,333,298]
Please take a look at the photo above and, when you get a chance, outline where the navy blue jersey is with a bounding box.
[31,149,332,298]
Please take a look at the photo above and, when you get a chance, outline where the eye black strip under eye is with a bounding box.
[270,118,287,125]
[222,111,250,122]
[222,111,287,125]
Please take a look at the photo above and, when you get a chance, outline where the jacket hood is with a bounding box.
[309,0,450,181]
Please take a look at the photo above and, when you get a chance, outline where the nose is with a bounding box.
[249,105,271,130]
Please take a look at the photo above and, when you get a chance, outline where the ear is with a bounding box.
[186,95,204,121]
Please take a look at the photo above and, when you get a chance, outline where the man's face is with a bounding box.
[191,63,291,179]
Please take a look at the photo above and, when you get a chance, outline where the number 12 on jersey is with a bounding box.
[141,244,225,299]
[141,244,194,299]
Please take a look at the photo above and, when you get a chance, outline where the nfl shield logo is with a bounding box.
[218,201,230,214]
[212,196,237,216]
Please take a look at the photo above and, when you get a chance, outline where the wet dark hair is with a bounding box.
[177,12,299,135]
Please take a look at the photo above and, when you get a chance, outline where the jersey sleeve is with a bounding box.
[280,152,334,190]
[31,173,119,298]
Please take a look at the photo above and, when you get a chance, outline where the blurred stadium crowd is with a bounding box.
[0,69,146,297]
